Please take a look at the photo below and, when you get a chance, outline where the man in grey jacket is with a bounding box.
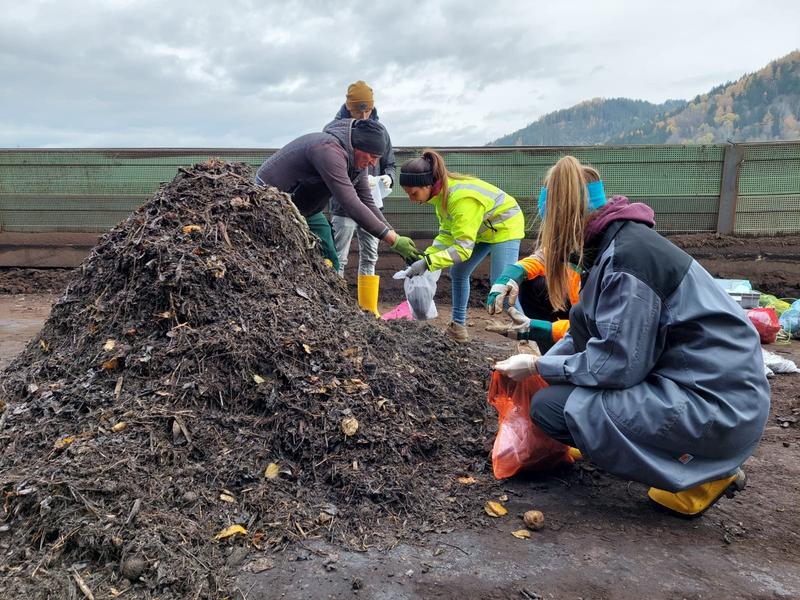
[255,118,419,274]
[329,80,396,278]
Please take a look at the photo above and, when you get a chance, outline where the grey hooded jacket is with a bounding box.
[328,105,396,218]
[537,218,770,492]
[255,118,390,239]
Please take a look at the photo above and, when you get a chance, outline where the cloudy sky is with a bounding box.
[1,0,798,148]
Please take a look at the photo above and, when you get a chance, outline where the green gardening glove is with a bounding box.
[390,235,422,263]
[486,307,553,345]
[521,319,554,346]
[486,263,527,314]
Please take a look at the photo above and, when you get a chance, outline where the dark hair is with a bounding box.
[399,149,468,213]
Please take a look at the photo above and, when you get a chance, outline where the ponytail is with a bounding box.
[538,156,600,311]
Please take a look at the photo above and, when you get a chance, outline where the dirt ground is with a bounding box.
[2,291,798,600]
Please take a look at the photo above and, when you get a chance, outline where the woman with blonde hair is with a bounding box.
[399,149,525,342]
[494,155,769,517]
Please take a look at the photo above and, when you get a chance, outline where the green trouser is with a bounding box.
[305,212,340,272]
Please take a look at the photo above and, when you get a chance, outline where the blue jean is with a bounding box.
[449,239,521,325]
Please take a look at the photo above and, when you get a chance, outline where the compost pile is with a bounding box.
[0,161,496,598]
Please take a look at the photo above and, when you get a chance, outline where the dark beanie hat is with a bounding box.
[351,119,386,156]
[399,156,435,187]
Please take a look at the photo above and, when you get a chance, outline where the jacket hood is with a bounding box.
[322,117,355,160]
[585,195,655,242]
[335,104,380,121]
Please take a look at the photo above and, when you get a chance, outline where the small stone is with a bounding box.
[120,556,147,581]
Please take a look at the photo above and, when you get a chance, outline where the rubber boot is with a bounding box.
[357,274,381,317]
[648,468,746,518]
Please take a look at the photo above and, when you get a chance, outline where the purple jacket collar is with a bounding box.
[584,195,655,242]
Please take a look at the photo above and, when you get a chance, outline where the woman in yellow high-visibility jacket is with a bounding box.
[399,150,525,342]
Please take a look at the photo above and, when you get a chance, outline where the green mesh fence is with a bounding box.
[0,144,797,237]
[735,142,800,234]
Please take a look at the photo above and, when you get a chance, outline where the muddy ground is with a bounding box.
[1,289,798,600]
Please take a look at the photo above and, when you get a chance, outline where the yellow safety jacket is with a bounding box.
[424,176,525,271]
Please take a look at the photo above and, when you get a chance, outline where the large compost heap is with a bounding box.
[0,160,496,598]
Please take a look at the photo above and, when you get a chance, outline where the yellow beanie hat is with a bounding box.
[346,80,374,113]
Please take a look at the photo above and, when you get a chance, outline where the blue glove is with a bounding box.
[486,263,527,315]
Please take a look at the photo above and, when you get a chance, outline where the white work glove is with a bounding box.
[378,174,392,188]
[487,279,520,315]
[406,257,429,277]
[485,307,531,339]
[494,353,538,382]
[367,175,378,188]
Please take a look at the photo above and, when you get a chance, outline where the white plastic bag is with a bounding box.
[368,176,390,209]
[393,268,441,320]
[762,349,800,377]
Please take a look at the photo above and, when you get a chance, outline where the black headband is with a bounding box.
[399,170,435,187]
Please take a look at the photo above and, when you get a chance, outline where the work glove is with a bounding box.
[406,256,430,277]
[390,235,422,263]
[493,353,539,382]
[486,263,527,315]
[485,308,554,345]
[367,175,378,188]
[378,174,392,188]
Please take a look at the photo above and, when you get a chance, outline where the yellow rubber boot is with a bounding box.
[357,274,381,317]
[648,468,746,518]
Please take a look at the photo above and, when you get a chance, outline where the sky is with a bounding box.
[1,0,798,148]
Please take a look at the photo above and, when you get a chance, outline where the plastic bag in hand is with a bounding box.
[487,370,574,479]
[394,268,441,320]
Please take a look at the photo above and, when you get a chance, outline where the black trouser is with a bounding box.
[518,277,571,353]
[531,383,577,447]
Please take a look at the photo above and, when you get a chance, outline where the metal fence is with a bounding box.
[1,142,798,242]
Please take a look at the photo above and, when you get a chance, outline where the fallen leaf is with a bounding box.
[511,529,531,539]
[103,339,116,351]
[155,310,175,319]
[214,524,247,540]
[253,374,265,385]
[264,463,280,480]
[182,224,202,234]
[295,288,311,300]
[302,344,312,354]
[39,339,50,353]
[457,476,477,485]
[102,357,120,370]
[341,417,359,437]
[484,501,508,517]
[219,492,236,503]
[111,422,127,433]
[54,436,75,450]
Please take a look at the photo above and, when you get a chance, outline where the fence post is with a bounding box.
[716,142,744,235]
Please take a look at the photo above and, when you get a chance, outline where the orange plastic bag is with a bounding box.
[487,370,574,479]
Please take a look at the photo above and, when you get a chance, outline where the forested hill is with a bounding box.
[491,50,800,146]
[616,51,800,143]
[491,98,685,146]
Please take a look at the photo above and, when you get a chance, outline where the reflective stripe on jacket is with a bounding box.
[424,176,524,270]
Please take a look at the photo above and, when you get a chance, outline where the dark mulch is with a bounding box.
[0,161,499,599]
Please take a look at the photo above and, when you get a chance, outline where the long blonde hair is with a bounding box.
[538,156,601,311]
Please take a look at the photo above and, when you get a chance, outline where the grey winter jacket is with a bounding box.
[328,105,396,218]
[536,219,770,492]
[255,118,390,239]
